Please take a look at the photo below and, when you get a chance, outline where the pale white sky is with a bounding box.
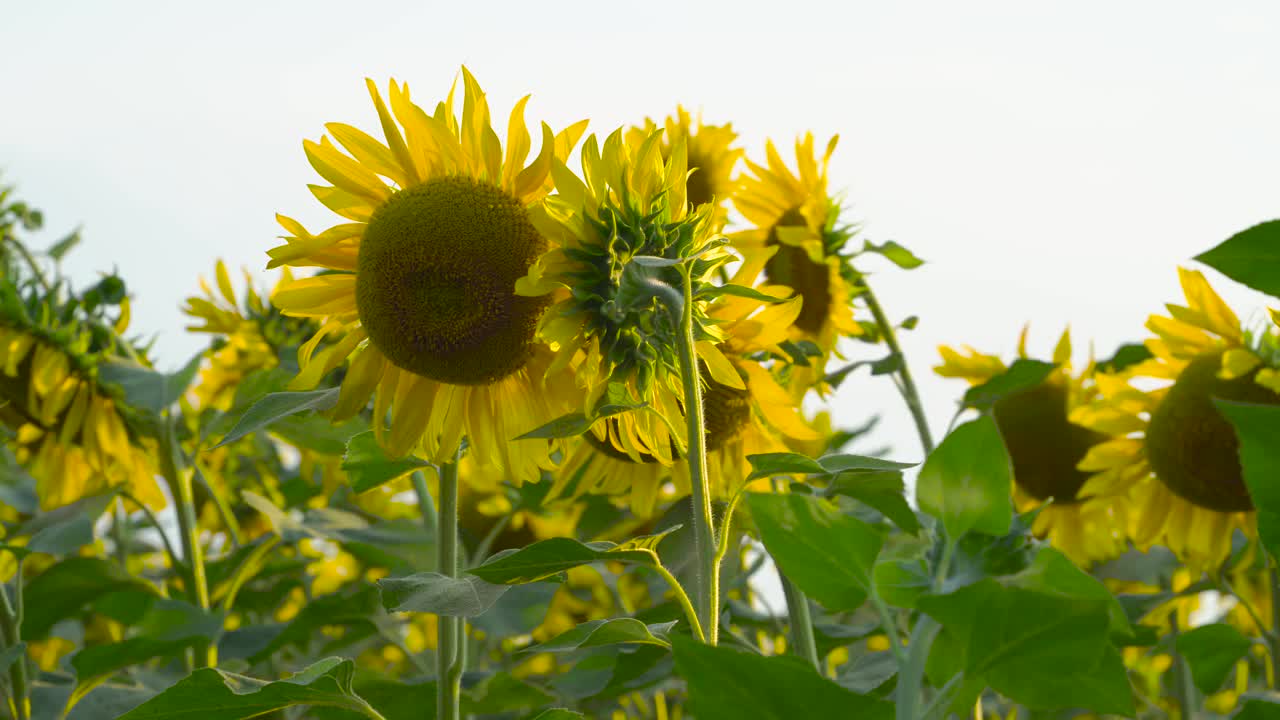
[2,1,1278,459]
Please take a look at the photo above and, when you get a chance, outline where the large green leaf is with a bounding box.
[916,415,1013,538]
[1194,220,1280,299]
[468,537,661,584]
[98,353,204,415]
[22,556,160,639]
[1175,622,1253,695]
[919,568,1133,715]
[672,636,893,720]
[1217,400,1280,561]
[524,618,676,653]
[1236,694,1280,719]
[343,431,432,493]
[13,490,117,556]
[531,711,584,720]
[378,572,508,617]
[212,387,340,449]
[116,657,381,720]
[747,492,882,611]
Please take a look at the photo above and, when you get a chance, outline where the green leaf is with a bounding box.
[343,431,432,494]
[916,415,1013,538]
[531,711,585,720]
[697,283,786,304]
[463,672,555,714]
[747,493,882,611]
[1236,694,1280,719]
[515,397,646,441]
[116,657,380,720]
[378,572,508,617]
[745,452,826,481]
[873,541,931,608]
[1175,622,1253,695]
[1194,220,1280,299]
[861,239,924,269]
[962,360,1057,411]
[1096,343,1153,374]
[70,599,225,703]
[827,471,921,533]
[468,537,660,585]
[22,556,160,639]
[98,354,205,415]
[15,490,117,555]
[672,636,893,720]
[818,454,917,473]
[1217,400,1280,561]
[525,618,676,653]
[836,651,897,694]
[212,387,341,449]
[919,573,1133,715]
[47,229,81,260]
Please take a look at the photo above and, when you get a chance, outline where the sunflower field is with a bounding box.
[2,67,1280,720]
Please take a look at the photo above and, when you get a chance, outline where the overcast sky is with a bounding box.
[2,1,1278,459]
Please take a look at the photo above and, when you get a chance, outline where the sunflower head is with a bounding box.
[268,68,589,474]
[731,135,862,391]
[520,128,732,399]
[627,107,742,228]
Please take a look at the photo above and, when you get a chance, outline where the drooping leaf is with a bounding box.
[514,397,646,441]
[525,619,677,653]
[468,537,660,585]
[116,657,380,720]
[212,387,341,449]
[343,431,432,494]
[747,493,882,611]
[697,283,787,304]
[378,572,508,617]
[98,353,205,415]
[916,415,1013,538]
[1175,622,1253,695]
[22,556,160,639]
[1217,400,1280,561]
[672,636,893,720]
[962,360,1057,411]
[1194,220,1280,299]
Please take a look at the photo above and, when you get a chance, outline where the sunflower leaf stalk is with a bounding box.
[159,416,215,669]
[858,278,934,455]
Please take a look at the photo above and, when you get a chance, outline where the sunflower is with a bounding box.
[0,324,161,509]
[267,69,587,484]
[626,106,743,229]
[732,134,861,394]
[934,328,1128,566]
[546,247,817,516]
[183,260,300,412]
[1071,268,1280,571]
[517,128,737,470]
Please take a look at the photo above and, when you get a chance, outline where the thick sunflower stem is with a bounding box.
[859,280,934,456]
[160,417,215,669]
[673,267,719,645]
[780,574,820,670]
[435,460,462,720]
[0,577,29,720]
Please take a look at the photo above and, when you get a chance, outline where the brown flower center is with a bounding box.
[992,380,1107,505]
[763,208,831,335]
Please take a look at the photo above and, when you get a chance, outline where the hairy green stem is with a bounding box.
[0,577,29,720]
[674,267,719,644]
[435,461,461,720]
[859,281,934,455]
[652,565,705,643]
[159,418,215,668]
[779,574,820,670]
